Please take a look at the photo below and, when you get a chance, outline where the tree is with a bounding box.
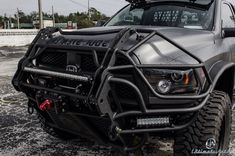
[89,7,108,21]
[0,16,3,22]
[54,13,67,23]
[14,10,32,23]
[0,16,3,28]
[29,11,38,21]
[0,7,109,29]
[77,19,94,28]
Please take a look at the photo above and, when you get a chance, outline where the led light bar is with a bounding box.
[23,67,90,82]
[137,117,170,127]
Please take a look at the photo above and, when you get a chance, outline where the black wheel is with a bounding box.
[174,90,232,156]
[37,112,77,140]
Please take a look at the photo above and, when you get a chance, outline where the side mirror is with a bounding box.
[223,28,235,38]
[96,20,106,27]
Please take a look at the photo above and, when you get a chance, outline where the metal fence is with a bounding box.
[0,29,39,36]
[0,29,38,47]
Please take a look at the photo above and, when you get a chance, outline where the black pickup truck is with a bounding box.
[12,0,235,155]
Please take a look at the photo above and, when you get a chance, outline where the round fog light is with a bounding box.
[157,80,172,94]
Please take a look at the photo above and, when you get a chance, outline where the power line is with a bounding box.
[96,0,127,7]
[68,0,87,9]
[67,0,90,20]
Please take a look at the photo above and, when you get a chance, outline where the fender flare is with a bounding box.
[209,61,235,97]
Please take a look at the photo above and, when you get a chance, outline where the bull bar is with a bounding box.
[16,27,214,152]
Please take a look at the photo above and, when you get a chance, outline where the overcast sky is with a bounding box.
[0,0,128,17]
[1,0,235,17]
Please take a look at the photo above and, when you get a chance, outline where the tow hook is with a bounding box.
[39,99,53,111]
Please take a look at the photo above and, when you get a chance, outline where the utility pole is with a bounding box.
[4,13,6,29]
[38,0,43,29]
[52,5,55,27]
[88,0,90,20]
[7,20,10,29]
[9,15,12,29]
[17,8,20,29]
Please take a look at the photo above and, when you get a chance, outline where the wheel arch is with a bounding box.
[209,61,235,101]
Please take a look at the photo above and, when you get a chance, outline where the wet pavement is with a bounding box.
[0,47,234,156]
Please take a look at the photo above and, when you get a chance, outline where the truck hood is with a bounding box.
[76,26,215,64]
[56,26,215,64]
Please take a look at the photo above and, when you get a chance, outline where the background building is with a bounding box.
[33,17,53,29]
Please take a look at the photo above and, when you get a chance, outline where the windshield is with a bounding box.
[106,0,215,30]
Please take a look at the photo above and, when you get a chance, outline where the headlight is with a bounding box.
[144,69,199,95]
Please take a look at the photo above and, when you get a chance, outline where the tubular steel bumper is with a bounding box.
[96,64,212,135]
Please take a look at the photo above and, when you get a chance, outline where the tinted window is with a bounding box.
[107,7,144,26]
[222,4,235,28]
[106,2,215,30]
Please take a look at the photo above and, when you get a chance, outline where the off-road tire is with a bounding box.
[37,112,76,140]
[174,90,232,156]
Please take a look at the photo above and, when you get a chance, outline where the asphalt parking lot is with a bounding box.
[0,47,234,156]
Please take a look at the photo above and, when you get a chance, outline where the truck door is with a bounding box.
[222,3,235,61]
[221,3,235,93]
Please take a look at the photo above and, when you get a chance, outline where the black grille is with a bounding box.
[38,51,67,68]
[37,49,130,73]
[37,49,108,73]
[80,54,98,72]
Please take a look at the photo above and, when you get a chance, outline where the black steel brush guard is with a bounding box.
[97,29,212,116]
[89,28,213,151]
[15,27,214,152]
